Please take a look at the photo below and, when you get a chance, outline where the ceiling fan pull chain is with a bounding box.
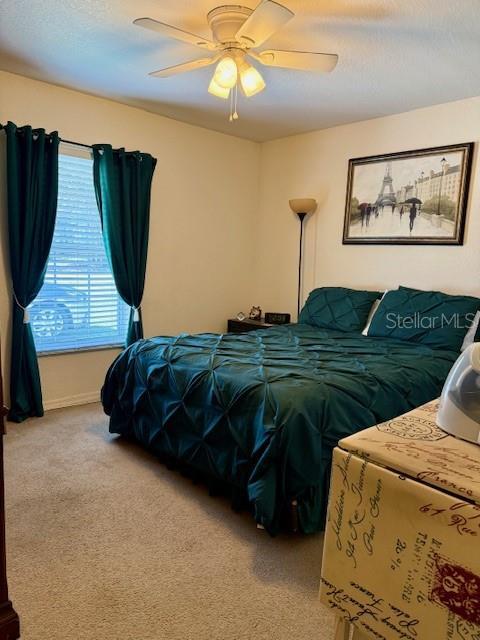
[233,83,239,120]
[229,87,234,122]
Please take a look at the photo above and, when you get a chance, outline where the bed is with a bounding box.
[102,318,459,534]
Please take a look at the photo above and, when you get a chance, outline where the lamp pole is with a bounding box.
[297,211,306,318]
[437,157,446,216]
[289,199,317,319]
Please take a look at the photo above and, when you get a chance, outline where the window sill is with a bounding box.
[37,343,125,357]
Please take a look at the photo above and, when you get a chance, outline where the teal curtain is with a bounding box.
[3,122,59,422]
[92,145,156,346]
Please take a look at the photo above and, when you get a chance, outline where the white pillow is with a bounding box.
[362,299,381,336]
[362,289,392,336]
[461,310,480,351]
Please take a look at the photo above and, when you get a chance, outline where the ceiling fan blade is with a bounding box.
[134,18,216,51]
[251,49,338,72]
[235,1,294,47]
[149,57,218,78]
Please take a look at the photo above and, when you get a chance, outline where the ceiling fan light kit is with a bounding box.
[135,1,339,122]
[208,76,231,99]
[213,55,238,89]
[238,59,266,97]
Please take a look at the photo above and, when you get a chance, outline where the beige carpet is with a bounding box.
[4,403,336,640]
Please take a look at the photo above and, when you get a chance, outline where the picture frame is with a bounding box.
[342,142,474,245]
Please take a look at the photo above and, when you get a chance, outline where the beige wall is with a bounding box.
[254,97,480,318]
[1,70,480,412]
[0,71,260,409]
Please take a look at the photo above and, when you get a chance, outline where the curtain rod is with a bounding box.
[61,140,147,158]
[60,138,93,150]
[0,126,93,150]
[1,129,148,157]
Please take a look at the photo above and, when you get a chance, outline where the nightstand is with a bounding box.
[227,318,273,333]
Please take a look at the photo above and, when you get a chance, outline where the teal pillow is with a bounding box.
[367,286,480,352]
[299,287,381,332]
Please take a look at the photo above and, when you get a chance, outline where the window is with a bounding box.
[30,146,129,354]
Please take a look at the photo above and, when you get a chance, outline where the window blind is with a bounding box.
[30,149,129,354]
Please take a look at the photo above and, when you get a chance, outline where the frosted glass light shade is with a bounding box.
[208,77,230,99]
[214,56,238,89]
[289,198,317,215]
[239,62,266,97]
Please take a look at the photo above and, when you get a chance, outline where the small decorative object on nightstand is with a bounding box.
[249,306,262,320]
[227,317,273,334]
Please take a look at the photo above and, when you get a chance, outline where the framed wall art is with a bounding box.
[342,142,474,245]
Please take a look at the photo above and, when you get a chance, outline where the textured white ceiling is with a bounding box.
[1,0,479,141]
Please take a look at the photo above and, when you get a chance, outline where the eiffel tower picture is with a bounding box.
[375,162,397,208]
[343,143,472,245]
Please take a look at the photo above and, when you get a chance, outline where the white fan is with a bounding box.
[134,1,338,120]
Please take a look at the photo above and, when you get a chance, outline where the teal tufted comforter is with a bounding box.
[102,324,457,534]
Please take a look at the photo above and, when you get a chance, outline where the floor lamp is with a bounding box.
[289,198,317,318]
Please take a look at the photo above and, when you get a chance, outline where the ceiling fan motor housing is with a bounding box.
[207,5,253,45]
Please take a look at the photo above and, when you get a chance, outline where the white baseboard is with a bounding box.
[43,391,101,411]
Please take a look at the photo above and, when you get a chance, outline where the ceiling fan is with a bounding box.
[134,1,338,121]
